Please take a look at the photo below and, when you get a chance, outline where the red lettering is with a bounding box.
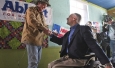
[7,13,10,16]
[22,15,25,18]
[3,12,5,15]
[12,14,14,16]
[18,15,21,17]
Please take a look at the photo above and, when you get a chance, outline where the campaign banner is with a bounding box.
[0,0,52,25]
[52,24,69,38]
[43,7,53,25]
[0,0,35,22]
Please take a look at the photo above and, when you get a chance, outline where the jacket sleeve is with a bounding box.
[50,35,63,45]
[82,26,110,65]
[25,8,47,31]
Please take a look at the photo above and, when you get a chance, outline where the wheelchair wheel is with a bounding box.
[85,60,95,68]
[95,64,105,68]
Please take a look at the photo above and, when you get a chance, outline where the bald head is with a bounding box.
[67,13,81,27]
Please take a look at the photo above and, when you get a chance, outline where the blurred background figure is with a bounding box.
[86,21,97,40]
[107,18,115,66]
[98,24,110,58]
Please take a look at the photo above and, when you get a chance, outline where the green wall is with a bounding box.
[88,3,107,31]
[49,0,70,47]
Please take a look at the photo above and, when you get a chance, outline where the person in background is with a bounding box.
[21,0,51,68]
[107,18,115,67]
[97,24,111,59]
[48,13,113,68]
[85,21,97,40]
[102,24,111,58]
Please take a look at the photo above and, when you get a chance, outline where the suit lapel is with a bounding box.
[63,32,69,45]
[68,24,80,46]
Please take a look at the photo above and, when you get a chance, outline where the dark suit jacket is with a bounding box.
[50,24,110,65]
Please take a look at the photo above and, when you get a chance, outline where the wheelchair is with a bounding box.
[73,53,105,68]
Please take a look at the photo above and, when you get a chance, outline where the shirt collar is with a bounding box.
[70,24,78,30]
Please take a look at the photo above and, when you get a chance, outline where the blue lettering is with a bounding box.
[24,4,28,13]
[43,9,48,17]
[2,1,14,11]
[15,2,24,13]
[2,1,28,13]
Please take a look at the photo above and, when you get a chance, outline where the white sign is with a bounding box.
[0,0,53,25]
[43,7,53,25]
[0,0,35,22]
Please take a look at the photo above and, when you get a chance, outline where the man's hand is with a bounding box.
[105,65,114,68]
[43,29,52,35]
[105,63,114,68]
[52,31,58,36]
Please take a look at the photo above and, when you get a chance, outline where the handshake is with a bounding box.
[43,29,58,36]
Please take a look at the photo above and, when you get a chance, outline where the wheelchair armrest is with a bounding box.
[85,53,95,57]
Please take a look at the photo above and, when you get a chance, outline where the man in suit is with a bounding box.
[48,13,113,68]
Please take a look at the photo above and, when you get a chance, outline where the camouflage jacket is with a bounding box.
[21,6,48,46]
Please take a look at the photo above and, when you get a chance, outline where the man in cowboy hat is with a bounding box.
[21,0,51,68]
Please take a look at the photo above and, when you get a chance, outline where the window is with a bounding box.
[70,0,89,25]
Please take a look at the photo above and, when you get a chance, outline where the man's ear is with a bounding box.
[73,18,75,20]
[73,18,78,23]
